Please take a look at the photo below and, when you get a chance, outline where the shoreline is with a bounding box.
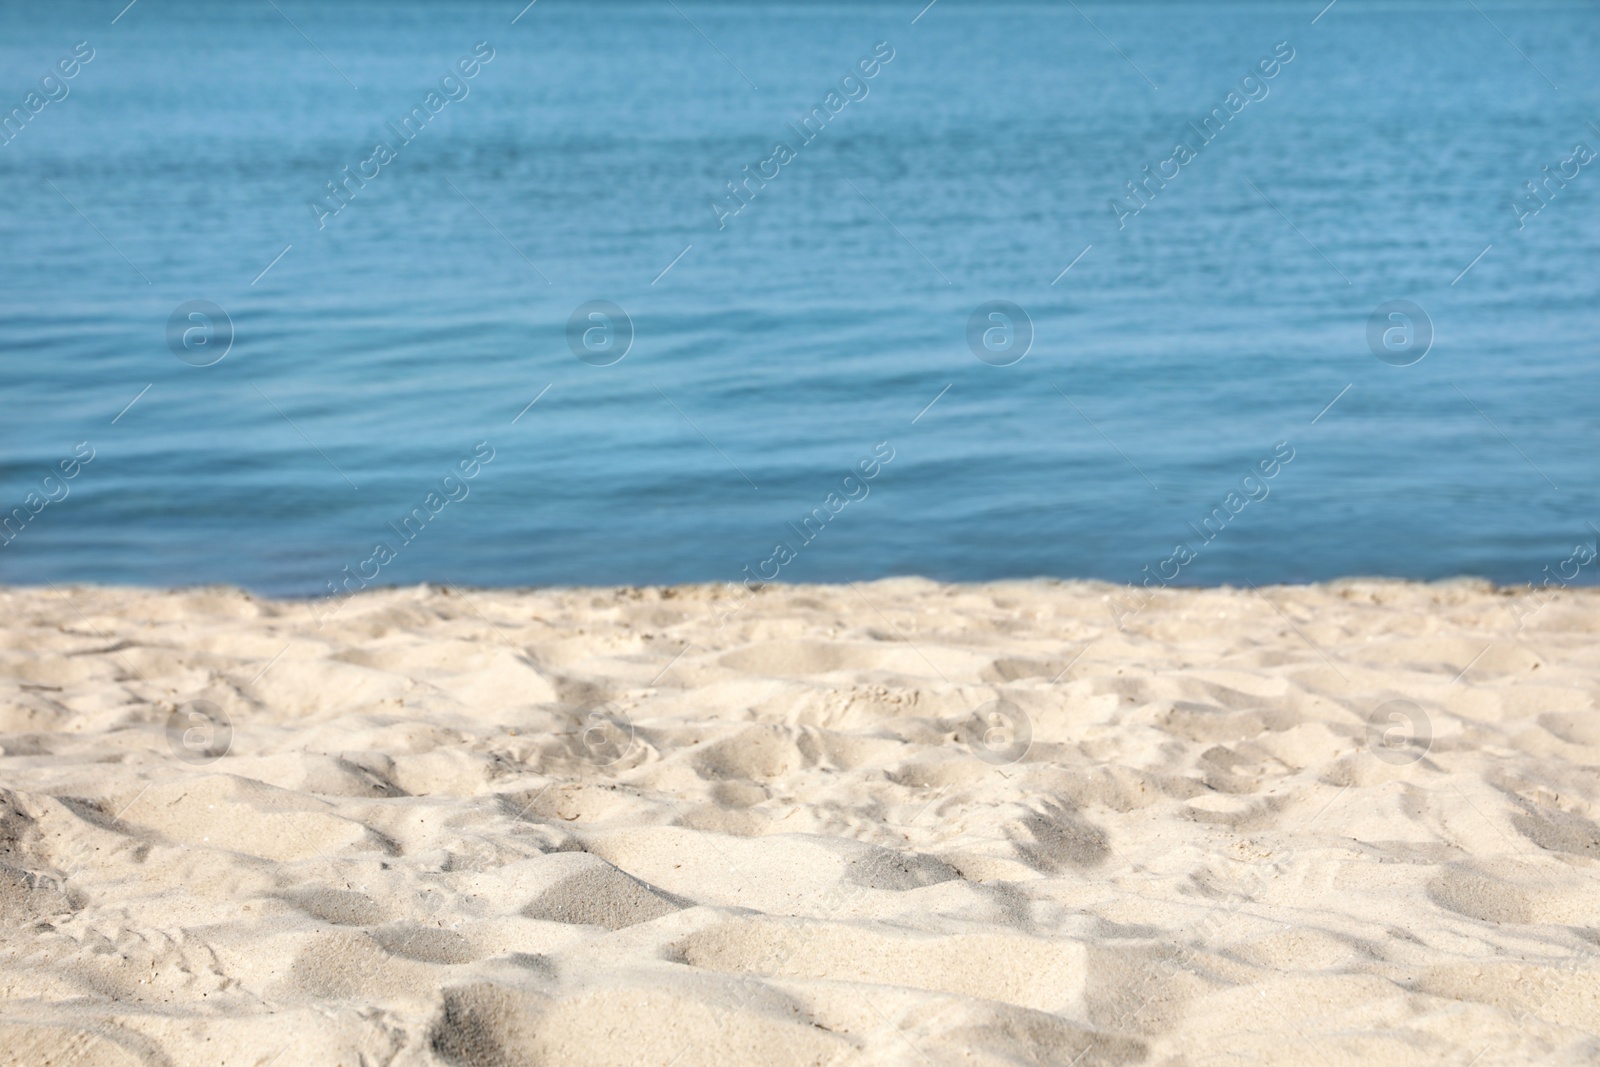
[14,570,1596,599]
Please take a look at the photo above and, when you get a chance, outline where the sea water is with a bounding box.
[1,1,1596,595]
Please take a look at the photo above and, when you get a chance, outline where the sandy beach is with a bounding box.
[2,577,1598,1066]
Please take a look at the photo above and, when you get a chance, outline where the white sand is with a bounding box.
[1,577,1597,1065]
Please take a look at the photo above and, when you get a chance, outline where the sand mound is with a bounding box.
[1,578,1598,1064]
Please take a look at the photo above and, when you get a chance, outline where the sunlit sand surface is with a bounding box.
[2,578,1597,1065]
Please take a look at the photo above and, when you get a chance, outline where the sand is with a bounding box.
[1,576,1598,1066]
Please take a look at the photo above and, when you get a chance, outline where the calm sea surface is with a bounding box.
[1,1,1597,596]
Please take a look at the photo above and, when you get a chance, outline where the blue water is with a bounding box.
[2,0,1597,596]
